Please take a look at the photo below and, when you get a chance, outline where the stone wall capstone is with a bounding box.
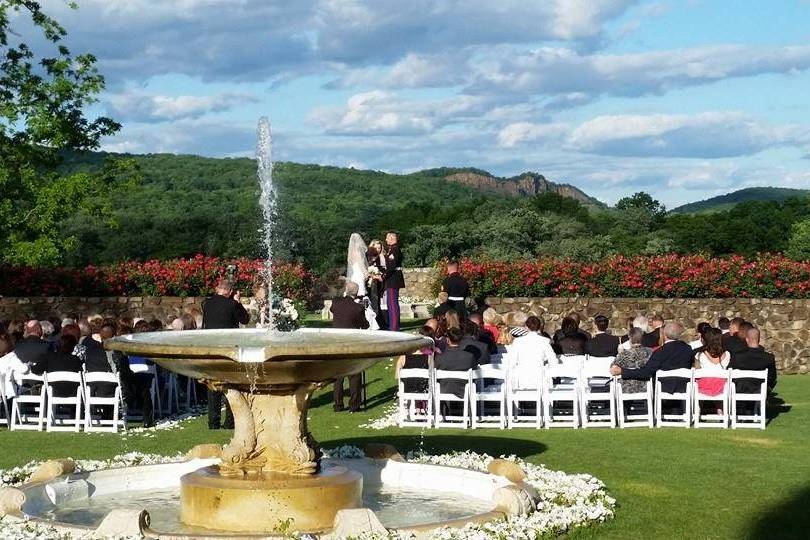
[319,267,441,301]
[486,296,809,375]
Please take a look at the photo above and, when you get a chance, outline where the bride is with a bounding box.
[346,233,380,330]
[347,233,369,296]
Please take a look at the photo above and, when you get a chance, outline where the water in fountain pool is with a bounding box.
[43,484,495,533]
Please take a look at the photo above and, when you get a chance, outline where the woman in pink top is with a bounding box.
[694,328,729,397]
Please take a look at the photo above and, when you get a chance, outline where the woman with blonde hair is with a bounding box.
[366,239,386,325]
[444,309,461,331]
[482,308,502,342]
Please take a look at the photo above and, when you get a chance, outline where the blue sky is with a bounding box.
[29,0,810,207]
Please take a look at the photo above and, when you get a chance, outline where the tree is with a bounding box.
[1,1,129,265]
[616,192,666,224]
[786,218,810,261]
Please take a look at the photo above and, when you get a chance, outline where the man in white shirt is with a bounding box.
[509,316,558,390]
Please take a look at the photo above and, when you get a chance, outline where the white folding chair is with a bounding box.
[45,371,84,432]
[543,364,581,428]
[161,373,180,415]
[654,368,693,428]
[434,370,471,428]
[471,365,507,429]
[616,378,654,428]
[580,358,616,428]
[559,354,587,371]
[693,369,730,428]
[0,379,8,426]
[84,372,126,432]
[184,376,199,410]
[729,369,768,430]
[10,372,46,431]
[507,366,543,429]
[397,368,433,427]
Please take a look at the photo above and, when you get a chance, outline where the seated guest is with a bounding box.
[424,318,446,352]
[460,320,490,365]
[618,316,635,346]
[435,328,477,398]
[554,317,587,355]
[0,332,29,409]
[444,309,461,331]
[40,320,58,351]
[642,314,665,348]
[718,317,731,334]
[586,315,619,357]
[14,320,50,368]
[618,315,648,352]
[693,328,729,398]
[509,316,558,390]
[724,320,751,356]
[78,319,102,351]
[433,292,453,318]
[689,322,712,350]
[553,312,590,342]
[170,318,185,331]
[331,282,369,413]
[31,334,83,397]
[611,328,652,393]
[60,323,85,361]
[395,325,440,376]
[481,308,502,343]
[125,320,156,427]
[610,322,693,393]
[727,327,777,393]
[85,324,121,373]
[467,313,497,355]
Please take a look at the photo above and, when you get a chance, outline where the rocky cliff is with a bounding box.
[444,171,602,206]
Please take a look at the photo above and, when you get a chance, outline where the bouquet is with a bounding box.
[272,297,300,332]
[367,266,382,284]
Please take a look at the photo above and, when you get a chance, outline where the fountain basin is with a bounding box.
[13,455,512,538]
[103,328,432,533]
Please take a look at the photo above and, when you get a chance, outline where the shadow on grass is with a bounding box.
[324,434,547,459]
[766,393,791,423]
[311,376,394,410]
[746,485,810,540]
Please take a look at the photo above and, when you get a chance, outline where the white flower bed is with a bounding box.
[0,452,182,488]
[123,407,206,437]
[328,446,615,540]
[358,403,399,430]
[1,447,614,539]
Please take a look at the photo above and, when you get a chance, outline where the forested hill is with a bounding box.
[56,152,571,273]
[671,187,810,214]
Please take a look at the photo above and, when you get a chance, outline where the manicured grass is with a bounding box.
[2,344,808,539]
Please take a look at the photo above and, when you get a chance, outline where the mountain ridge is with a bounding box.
[671,187,810,214]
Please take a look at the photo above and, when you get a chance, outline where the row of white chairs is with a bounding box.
[397,355,768,430]
[0,371,125,432]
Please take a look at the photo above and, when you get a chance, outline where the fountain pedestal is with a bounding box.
[180,465,362,532]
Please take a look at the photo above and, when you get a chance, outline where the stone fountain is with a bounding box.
[104,328,431,533]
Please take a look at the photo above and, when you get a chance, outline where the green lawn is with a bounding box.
[2,352,808,539]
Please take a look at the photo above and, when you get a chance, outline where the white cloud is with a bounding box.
[497,122,569,148]
[568,112,809,158]
[107,91,258,122]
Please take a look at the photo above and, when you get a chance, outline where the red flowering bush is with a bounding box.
[455,254,810,299]
[0,255,316,304]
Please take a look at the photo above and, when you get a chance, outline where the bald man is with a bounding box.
[14,320,50,368]
[728,327,777,394]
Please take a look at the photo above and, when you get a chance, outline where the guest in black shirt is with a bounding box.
[32,334,83,397]
[554,317,587,355]
[728,327,777,393]
[435,328,476,399]
[553,312,590,342]
[460,320,490,365]
[642,314,665,348]
[14,320,50,368]
[723,318,750,355]
[202,279,249,429]
[586,315,619,357]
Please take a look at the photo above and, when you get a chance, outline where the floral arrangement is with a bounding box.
[454,254,810,299]
[0,255,316,303]
[271,296,301,332]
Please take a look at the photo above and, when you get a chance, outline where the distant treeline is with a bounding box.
[54,152,810,275]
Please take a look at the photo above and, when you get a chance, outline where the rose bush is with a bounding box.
[0,255,316,303]
[455,254,810,299]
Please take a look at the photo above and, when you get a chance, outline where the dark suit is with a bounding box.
[586,333,620,357]
[641,328,661,348]
[442,273,470,316]
[383,245,404,331]
[728,346,777,394]
[402,353,430,393]
[555,334,587,355]
[723,334,748,355]
[331,296,369,411]
[460,336,490,365]
[202,293,248,429]
[202,294,249,330]
[435,347,476,398]
[14,336,50,367]
[331,296,369,330]
[85,348,121,398]
[32,352,83,397]
[621,340,693,393]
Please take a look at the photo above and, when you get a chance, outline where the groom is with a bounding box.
[383,231,404,331]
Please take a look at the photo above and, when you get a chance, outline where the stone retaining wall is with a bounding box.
[486,297,809,374]
[319,267,441,301]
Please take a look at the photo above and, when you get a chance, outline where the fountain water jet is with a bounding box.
[256,117,275,329]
